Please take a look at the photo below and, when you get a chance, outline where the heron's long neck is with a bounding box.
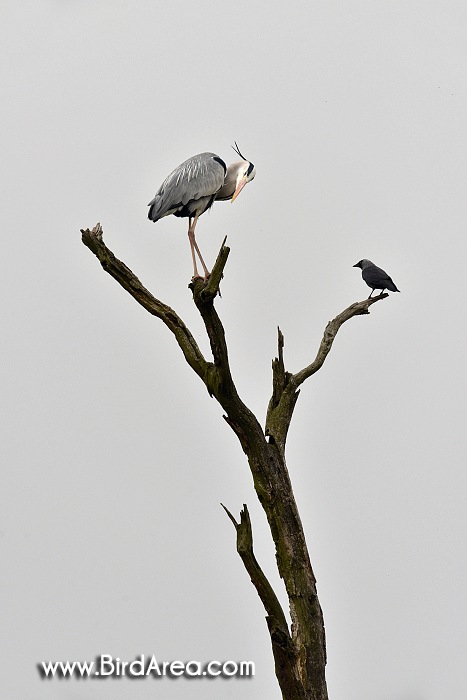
[215,162,244,201]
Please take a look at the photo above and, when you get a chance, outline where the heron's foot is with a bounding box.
[191,272,211,283]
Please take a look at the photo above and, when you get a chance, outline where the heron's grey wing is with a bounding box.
[148,153,226,221]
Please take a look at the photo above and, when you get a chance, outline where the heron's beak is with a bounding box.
[231,174,248,203]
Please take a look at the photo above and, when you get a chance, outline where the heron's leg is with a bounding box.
[188,213,210,281]
[188,217,200,279]
[192,238,210,280]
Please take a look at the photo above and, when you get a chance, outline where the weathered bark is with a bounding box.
[81,223,387,699]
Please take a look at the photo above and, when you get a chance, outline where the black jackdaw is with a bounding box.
[353,259,400,298]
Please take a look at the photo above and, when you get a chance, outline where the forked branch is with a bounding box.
[81,222,390,700]
[266,295,388,453]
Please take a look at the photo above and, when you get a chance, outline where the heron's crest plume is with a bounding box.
[232,141,248,161]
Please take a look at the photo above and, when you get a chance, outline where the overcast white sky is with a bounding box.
[1,1,467,698]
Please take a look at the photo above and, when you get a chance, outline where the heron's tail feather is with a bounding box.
[148,196,161,221]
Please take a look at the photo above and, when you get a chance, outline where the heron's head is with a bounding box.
[230,159,256,202]
[229,142,255,203]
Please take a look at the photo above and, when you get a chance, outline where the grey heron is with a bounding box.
[353,259,400,298]
[148,144,256,279]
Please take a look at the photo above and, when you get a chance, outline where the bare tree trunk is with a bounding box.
[81,224,387,699]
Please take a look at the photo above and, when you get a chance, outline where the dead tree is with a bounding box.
[81,223,387,700]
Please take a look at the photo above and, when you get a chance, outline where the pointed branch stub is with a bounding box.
[189,237,230,302]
